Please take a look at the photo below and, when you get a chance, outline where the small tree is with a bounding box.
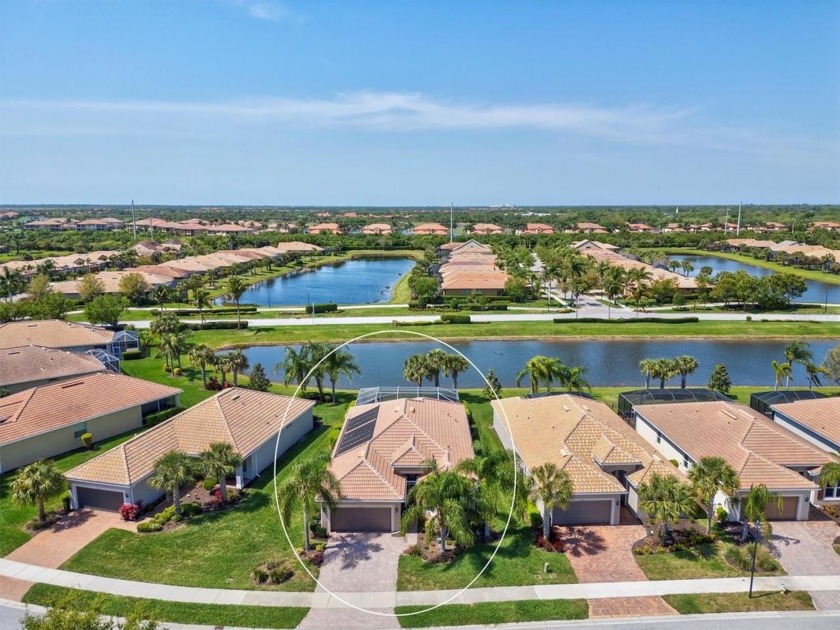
[188,343,215,387]
[247,362,272,391]
[27,273,52,301]
[200,442,242,506]
[529,462,573,539]
[84,294,128,327]
[276,454,341,552]
[482,369,502,398]
[688,456,740,534]
[708,363,732,394]
[822,344,840,384]
[148,450,196,516]
[118,272,151,305]
[673,355,700,389]
[225,275,247,329]
[638,473,695,543]
[11,460,64,522]
[78,273,105,302]
[740,483,783,541]
[193,287,212,323]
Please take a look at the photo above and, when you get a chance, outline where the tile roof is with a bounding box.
[634,401,832,491]
[65,388,314,485]
[0,320,116,351]
[0,373,182,445]
[491,394,683,495]
[771,397,840,448]
[329,398,474,502]
[0,345,107,388]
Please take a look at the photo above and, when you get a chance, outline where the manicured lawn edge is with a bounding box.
[22,583,308,629]
[395,599,588,628]
[662,591,814,614]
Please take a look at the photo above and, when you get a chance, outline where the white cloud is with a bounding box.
[229,0,292,22]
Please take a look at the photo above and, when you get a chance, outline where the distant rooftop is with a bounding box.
[356,386,460,405]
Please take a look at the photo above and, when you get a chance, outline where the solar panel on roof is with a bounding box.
[335,406,379,456]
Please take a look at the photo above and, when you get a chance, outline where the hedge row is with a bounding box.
[179,321,250,331]
[144,407,185,427]
[151,306,258,316]
[121,349,143,361]
[439,314,472,324]
[410,302,509,311]
[553,316,700,324]
[306,303,338,314]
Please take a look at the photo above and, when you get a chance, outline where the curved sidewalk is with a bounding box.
[2,559,839,609]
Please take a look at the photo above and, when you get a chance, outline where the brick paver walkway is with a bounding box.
[0,576,33,602]
[589,595,677,618]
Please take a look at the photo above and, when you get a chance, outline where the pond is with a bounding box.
[668,254,840,304]
[240,339,837,389]
[222,258,414,307]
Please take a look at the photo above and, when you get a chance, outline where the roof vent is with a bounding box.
[0,416,8,424]
[562,405,570,412]
[409,406,415,413]
[231,394,240,401]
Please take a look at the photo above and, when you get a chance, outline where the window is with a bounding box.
[73,423,87,439]
[656,432,661,444]
[825,482,840,500]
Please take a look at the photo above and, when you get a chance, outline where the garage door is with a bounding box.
[765,496,798,521]
[331,507,392,532]
[553,500,612,525]
[76,486,124,511]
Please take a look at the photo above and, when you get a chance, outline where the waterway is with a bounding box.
[240,339,837,389]
[222,258,414,307]
[668,254,839,304]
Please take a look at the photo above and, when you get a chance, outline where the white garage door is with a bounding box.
[331,507,392,532]
[553,500,612,525]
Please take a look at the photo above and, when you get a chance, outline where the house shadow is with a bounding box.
[559,526,608,558]
[325,532,385,570]
[51,508,97,532]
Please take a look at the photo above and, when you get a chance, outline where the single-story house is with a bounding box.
[0,345,108,394]
[412,223,449,236]
[633,400,835,520]
[321,397,474,533]
[0,320,139,357]
[492,394,684,526]
[767,397,840,457]
[0,373,182,473]
[65,388,315,511]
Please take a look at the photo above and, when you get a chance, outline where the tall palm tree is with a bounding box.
[226,349,249,387]
[11,460,64,522]
[639,358,656,390]
[516,355,563,393]
[225,275,247,329]
[403,353,429,387]
[771,360,792,391]
[215,353,232,385]
[673,355,700,389]
[157,332,185,371]
[688,456,740,534]
[323,346,361,403]
[638,473,695,543]
[740,483,783,540]
[441,353,469,389]
[305,342,331,401]
[151,285,171,311]
[200,442,243,506]
[189,343,215,386]
[651,358,677,389]
[564,366,591,393]
[424,349,449,388]
[193,287,212,323]
[457,447,529,524]
[277,345,312,395]
[148,450,196,516]
[400,463,475,552]
[1,267,26,300]
[529,462,573,539]
[805,362,826,390]
[276,454,341,552]
[783,341,813,389]
[820,461,840,497]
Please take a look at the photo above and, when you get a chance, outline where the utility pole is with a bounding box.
[131,200,137,242]
[449,202,454,243]
[736,202,742,236]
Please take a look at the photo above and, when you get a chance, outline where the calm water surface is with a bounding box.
[669,254,839,304]
[241,339,837,389]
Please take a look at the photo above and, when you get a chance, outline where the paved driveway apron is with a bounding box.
[770,519,840,610]
[298,532,411,629]
[559,524,677,618]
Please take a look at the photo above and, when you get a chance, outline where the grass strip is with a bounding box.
[395,599,588,628]
[662,591,814,614]
[22,583,307,629]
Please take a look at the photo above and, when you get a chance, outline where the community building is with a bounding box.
[65,388,314,511]
[0,345,108,394]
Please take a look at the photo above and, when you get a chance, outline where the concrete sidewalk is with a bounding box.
[2,559,839,609]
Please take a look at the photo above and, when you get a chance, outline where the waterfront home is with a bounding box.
[0,373,181,474]
[520,223,555,235]
[0,320,139,356]
[361,223,393,235]
[412,222,449,236]
[438,240,509,296]
[492,394,684,526]
[321,397,473,533]
[632,400,833,521]
[275,241,324,254]
[65,388,313,510]
[764,396,840,457]
[0,345,108,394]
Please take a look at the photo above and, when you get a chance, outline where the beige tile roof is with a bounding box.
[329,398,474,502]
[0,345,107,388]
[0,373,181,446]
[470,223,504,234]
[413,223,449,234]
[0,320,116,351]
[771,397,840,448]
[634,401,831,491]
[361,224,393,234]
[522,223,555,233]
[275,241,324,253]
[51,270,173,295]
[65,388,314,485]
[491,395,683,495]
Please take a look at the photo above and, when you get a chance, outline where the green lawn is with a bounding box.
[60,396,351,591]
[635,540,785,581]
[121,358,217,408]
[0,427,149,556]
[663,591,814,614]
[22,584,308,629]
[395,599,588,628]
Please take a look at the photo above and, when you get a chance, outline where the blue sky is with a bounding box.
[1,0,838,205]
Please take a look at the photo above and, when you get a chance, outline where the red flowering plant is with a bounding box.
[119,500,143,521]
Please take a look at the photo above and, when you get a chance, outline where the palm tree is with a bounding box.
[151,285,171,311]
[276,454,341,552]
[638,473,695,543]
[516,355,563,393]
[200,442,243,506]
[441,353,470,389]
[688,456,740,534]
[277,345,312,395]
[820,461,840,497]
[225,275,247,329]
[403,353,429,387]
[400,463,475,552]
[457,447,529,526]
[226,349,249,387]
[564,366,591,393]
[148,450,196,516]
[425,349,449,388]
[740,483,783,540]
[305,342,331,401]
[193,287,212,323]
[680,260,695,277]
[529,462,573,539]
[215,353,232,385]
[771,360,792,391]
[673,355,700,389]
[783,341,813,389]
[805,362,826,390]
[651,358,677,389]
[323,346,361,403]
[639,358,656,390]
[189,343,215,386]
[158,332,185,371]
[1,267,26,300]
[11,460,64,522]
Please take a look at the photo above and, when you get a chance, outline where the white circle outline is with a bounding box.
[272,329,519,618]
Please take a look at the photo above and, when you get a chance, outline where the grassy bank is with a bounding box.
[663,591,814,614]
[395,600,588,628]
[22,584,308,629]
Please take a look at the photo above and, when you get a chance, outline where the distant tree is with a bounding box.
[11,460,64,523]
[225,349,249,387]
[639,358,656,390]
[150,284,171,311]
[149,311,181,336]
[323,346,361,403]
[804,362,826,390]
[822,344,840,384]
[442,353,470,389]
[192,287,212,323]
[650,358,678,389]
[425,349,449,387]
[247,362,272,392]
[770,360,792,391]
[277,345,312,395]
[27,273,52,301]
[84,294,127,327]
[148,450,196,516]
[482,369,503,398]
[118,272,151,305]
[708,363,732,394]
[28,293,71,320]
[783,341,813,389]
[403,353,428,386]
[157,332,185,371]
[189,343,215,387]
[1,267,26,300]
[78,273,105,302]
[504,276,530,303]
[225,275,247,329]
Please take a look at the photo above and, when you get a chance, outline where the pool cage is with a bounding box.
[355,386,460,405]
[617,388,731,420]
[86,349,121,373]
[749,390,826,418]
[110,330,140,357]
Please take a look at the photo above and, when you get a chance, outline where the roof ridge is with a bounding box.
[401,412,448,455]
[362,454,402,499]
[9,388,37,423]
[214,391,240,452]
[121,444,132,485]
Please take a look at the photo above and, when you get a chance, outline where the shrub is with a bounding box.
[305,551,324,567]
[724,542,780,572]
[205,377,223,391]
[554,316,699,324]
[121,349,143,361]
[716,506,729,523]
[746,315,753,321]
[181,502,203,518]
[137,521,163,533]
[404,543,422,557]
[440,313,471,324]
[171,514,183,522]
[163,364,172,373]
[306,302,338,314]
[172,367,182,376]
[80,432,93,449]
[180,321,249,331]
[669,459,679,467]
[529,509,543,531]
[202,477,217,491]
[61,493,72,513]
[314,542,326,552]
[252,567,269,584]
[144,407,184,427]
[154,506,176,525]
[119,502,143,521]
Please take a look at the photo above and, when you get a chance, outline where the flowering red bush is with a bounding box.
[119,501,143,521]
[535,533,565,553]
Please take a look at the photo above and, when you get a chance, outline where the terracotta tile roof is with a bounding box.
[65,388,314,485]
[0,345,107,388]
[634,401,831,491]
[275,241,323,253]
[492,394,683,495]
[522,223,555,234]
[0,320,116,351]
[469,223,504,234]
[329,398,474,501]
[771,398,840,448]
[361,224,393,234]
[413,223,449,234]
[51,270,173,295]
[0,373,181,446]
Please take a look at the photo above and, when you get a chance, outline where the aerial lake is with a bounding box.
[224,257,414,307]
[668,254,839,304]
[240,339,837,389]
